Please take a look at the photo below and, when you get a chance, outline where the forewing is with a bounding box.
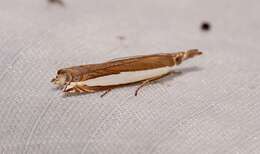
[66,53,175,81]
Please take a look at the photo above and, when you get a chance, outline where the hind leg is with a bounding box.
[134,71,180,96]
[100,89,112,98]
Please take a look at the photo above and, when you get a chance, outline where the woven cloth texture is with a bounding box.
[0,0,260,153]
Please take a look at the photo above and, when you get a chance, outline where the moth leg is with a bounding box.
[135,72,174,96]
[64,86,81,93]
[135,80,151,96]
[100,89,112,98]
[63,82,71,91]
[63,85,95,94]
[75,85,96,93]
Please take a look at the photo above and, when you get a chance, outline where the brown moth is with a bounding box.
[51,49,202,96]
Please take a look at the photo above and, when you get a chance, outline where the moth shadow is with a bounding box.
[159,66,203,83]
[61,92,95,98]
[50,86,63,91]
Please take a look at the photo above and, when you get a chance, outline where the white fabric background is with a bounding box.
[0,0,260,153]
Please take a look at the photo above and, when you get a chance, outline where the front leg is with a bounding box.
[64,85,96,94]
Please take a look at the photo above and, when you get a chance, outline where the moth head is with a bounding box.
[51,70,72,87]
[51,74,67,86]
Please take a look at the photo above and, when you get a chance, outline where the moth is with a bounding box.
[51,49,202,97]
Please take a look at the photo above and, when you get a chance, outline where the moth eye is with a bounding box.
[73,76,81,81]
